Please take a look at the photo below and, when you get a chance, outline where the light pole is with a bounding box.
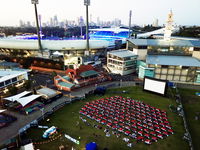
[31,0,42,54]
[84,0,90,56]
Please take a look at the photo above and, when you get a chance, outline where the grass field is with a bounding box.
[23,86,189,150]
[179,88,200,150]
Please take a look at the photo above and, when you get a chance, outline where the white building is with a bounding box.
[0,69,29,92]
[107,49,137,75]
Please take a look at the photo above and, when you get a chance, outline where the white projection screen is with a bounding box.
[143,77,167,95]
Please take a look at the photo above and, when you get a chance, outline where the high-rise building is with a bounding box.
[152,19,159,27]
[54,15,58,26]
[19,20,24,27]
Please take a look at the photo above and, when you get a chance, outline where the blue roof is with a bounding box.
[128,39,200,47]
[0,61,19,67]
[146,55,200,67]
[58,82,74,88]
[80,70,99,78]
[62,76,70,81]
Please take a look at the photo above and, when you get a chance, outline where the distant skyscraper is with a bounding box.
[90,14,92,23]
[152,19,159,27]
[97,17,100,26]
[50,18,53,27]
[19,20,24,27]
[54,15,58,26]
[38,14,42,35]
[27,21,31,27]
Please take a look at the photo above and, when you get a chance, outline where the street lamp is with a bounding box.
[31,0,43,54]
[84,0,90,56]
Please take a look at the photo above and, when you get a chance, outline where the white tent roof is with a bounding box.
[20,143,34,150]
[0,109,6,113]
[4,91,31,102]
[53,51,63,55]
[16,95,41,107]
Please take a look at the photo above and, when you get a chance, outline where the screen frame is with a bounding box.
[143,76,168,96]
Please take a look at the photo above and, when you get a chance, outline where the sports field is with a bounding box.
[23,86,189,150]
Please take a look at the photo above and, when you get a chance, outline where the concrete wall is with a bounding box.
[192,51,200,60]
[133,48,147,60]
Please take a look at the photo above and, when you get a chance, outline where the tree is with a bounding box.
[8,86,18,95]
[24,80,32,90]
[51,71,57,80]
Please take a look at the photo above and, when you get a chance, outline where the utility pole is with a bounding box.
[84,0,90,56]
[31,0,42,54]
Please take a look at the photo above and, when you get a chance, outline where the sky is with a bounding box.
[0,0,200,26]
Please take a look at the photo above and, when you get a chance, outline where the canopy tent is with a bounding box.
[86,142,97,150]
[53,51,64,56]
[4,91,31,102]
[0,109,6,113]
[15,95,41,107]
[20,143,34,150]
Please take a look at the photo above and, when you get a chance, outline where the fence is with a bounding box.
[18,96,83,135]
[173,86,194,150]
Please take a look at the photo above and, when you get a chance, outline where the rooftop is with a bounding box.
[0,61,19,67]
[108,49,137,58]
[146,55,200,67]
[37,87,58,99]
[128,39,200,47]
[0,70,28,82]
[0,39,109,50]
[80,70,99,78]
[58,82,75,88]
[62,76,71,81]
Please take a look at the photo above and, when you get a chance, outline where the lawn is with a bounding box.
[179,88,200,150]
[23,86,188,150]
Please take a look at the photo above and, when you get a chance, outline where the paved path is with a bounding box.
[0,96,70,145]
[0,81,136,146]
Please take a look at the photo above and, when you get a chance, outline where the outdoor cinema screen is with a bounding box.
[144,77,167,95]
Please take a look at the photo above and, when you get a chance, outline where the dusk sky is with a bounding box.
[0,0,200,26]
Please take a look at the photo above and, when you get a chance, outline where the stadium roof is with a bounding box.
[128,39,200,47]
[80,70,99,77]
[146,55,200,67]
[89,27,129,33]
[108,49,137,58]
[0,39,109,50]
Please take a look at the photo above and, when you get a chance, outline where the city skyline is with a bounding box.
[0,0,200,27]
